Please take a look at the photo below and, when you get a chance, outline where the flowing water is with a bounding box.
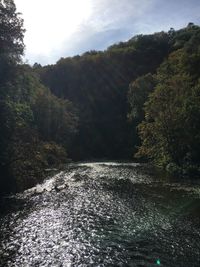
[0,162,200,267]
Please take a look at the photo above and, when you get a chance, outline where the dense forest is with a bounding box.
[0,0,200,194]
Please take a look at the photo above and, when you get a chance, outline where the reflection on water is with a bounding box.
[0,162,200,266]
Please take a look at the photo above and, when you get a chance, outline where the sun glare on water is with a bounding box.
[15,0,92,55]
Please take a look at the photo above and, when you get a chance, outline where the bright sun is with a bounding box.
[15,0,92,55]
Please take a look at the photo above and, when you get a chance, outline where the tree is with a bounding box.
[128,73,156,122]
[137,74,192,166]
[0,0,25,84]
[0,0,24,61]
[32,89,78,147]
[0,1,79,194]
[0,64,78,193]
[136,44,200,175]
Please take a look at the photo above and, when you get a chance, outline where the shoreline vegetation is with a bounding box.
[0,0,200,195]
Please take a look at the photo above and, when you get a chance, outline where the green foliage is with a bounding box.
[0,0,25,86]
[0,70,78,193]
[128,73,156,122]
[137,74,192,165]
[36,24,200,163]
[0,3,78,195]
[33,88,78,146]
[38,31,171,160]
[136,38,200,175]
[0,66,78,193]
[1,11,200,195]
[0,0,24,60]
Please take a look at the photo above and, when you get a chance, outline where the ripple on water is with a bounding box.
[0,162,200,266]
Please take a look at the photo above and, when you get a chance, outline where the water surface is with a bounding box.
[0,162,200,266]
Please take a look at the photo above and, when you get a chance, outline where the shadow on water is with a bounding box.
[0,162,200,266]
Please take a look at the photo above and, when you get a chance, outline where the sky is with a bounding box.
[15,0,200,65]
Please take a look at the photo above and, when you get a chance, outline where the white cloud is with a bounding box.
[15,0,92,62]
[14,0,200,65]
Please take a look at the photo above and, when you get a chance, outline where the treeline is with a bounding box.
[1,0,200,194]
[0,0,78,194]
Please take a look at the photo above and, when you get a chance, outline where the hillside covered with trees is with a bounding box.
[36,31,171,160]
[37,23,200,176]
[0,0,200,194]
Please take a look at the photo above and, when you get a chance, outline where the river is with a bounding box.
[0,162,200,266]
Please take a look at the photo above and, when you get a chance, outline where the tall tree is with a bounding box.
[0,0,24,60]
[0,0,24,84]
[136,45,200,175]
